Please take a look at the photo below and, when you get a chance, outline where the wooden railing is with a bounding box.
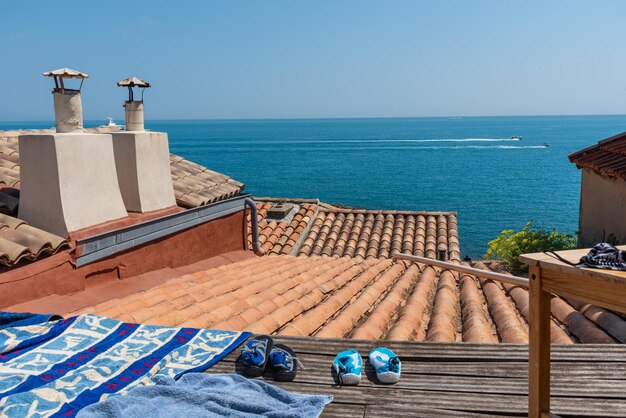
[392,253,529,287]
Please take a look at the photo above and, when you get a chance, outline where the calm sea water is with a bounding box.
[3,115,626,257]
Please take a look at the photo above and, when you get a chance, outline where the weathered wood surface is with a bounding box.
[206,336,626,417]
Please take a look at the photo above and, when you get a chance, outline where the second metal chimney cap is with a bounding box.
[116,77,151,88]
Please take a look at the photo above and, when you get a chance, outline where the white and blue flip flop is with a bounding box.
[332,349,362,385]
[369,347,401,384]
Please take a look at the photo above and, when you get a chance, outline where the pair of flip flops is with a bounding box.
[332,347,400,385]
[240,335,302,382]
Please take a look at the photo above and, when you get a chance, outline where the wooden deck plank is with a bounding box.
[216,354,626,380]
[205,336,626,417]
[209,361,626,398]
[363,404,510,417]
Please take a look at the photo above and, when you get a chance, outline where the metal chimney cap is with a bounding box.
[43,68,89,79]
[117,77,151,88]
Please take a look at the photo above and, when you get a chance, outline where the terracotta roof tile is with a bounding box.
[426,270,460,342]
[315,261,405,338]
[386,265,439,341]
[250,200,460,261]
[11,254,622,344]
[566,299,626,343]
[350,263,421,340]
[0,213,68,266]
[550,296,615,343]
[569,131,626,179]
[459,272,498,343]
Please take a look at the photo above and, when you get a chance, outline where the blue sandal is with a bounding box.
[332,349,362,385]
[369,347,401,384]
[269,343,303,382]
[240,335,273,377]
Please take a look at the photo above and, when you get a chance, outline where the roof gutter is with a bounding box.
[392,253,529,287]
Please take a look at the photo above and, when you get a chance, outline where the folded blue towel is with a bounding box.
[77,373,332,418]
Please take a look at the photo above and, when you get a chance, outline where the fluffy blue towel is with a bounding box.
[77,373,333,418]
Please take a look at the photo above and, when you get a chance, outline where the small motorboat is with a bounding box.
[511,135,522,140]
[540,143,550,148]
[101,117,125,131]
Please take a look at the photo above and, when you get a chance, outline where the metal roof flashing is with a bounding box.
[75,194,250,267]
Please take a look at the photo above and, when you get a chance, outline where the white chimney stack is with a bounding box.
[18,69,129,236]
[111,77,176,213]
[118,77,149,131]
[44,68,87,133]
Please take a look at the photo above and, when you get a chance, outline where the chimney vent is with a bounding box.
[18,69,128,236]
[110,77,176,212]
[267,203,295,219]
[43,68,88,133]
[117,77,151,131]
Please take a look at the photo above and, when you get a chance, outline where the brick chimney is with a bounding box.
[110,77,176,212]
[18,69,128,236]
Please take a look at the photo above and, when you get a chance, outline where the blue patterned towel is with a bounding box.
[0,312,250,417]
[77,373,333,418]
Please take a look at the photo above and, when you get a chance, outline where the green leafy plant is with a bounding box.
[484,222,577,272]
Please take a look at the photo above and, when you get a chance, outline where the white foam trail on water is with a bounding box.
[372,137,521,143]
[220,145,548,152]
[343,145,546,150]
[201,137,522,145]
[429,145,545,149]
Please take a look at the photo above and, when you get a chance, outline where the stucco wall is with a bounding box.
[579,167,626,246]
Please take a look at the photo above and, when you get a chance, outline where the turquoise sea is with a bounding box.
[3,115,626,257]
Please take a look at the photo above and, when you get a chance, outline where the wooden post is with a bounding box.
[529,265,552,417]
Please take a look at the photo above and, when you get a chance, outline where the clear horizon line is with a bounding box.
[2,112,626,123]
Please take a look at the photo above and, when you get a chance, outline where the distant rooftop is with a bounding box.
[249,199,460,261]
[569,130,626,179]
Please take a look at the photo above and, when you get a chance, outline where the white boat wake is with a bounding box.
[223,144,549,152]
[203,137,524,145]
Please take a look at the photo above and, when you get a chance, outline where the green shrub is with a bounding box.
[484,222,577,271]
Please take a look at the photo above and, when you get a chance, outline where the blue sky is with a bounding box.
[1,1,625,120]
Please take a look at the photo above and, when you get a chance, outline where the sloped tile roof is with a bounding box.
[0,213,68,266]
[249,200,460,261]
[170,155,244,208]
[57,255,622,343]
[299,209,459,261]
[569,131,626,179]
[249,202,318,255]
[0,130,245,213]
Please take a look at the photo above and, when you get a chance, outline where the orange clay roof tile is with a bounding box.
[426,270,460,342]
[252,200,460,261]
[386,265,439,341]
[569,131,626,179]
[350,263,421,340]
[11,254,622,344]
[566,299,626,343]
[459,273,499,343]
